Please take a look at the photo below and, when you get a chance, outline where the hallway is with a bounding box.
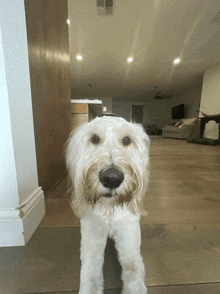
[1,137,220,293]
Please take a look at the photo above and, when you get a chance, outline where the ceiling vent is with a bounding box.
[97,0,113,16]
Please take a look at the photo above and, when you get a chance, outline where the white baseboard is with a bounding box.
[0,187,45,247]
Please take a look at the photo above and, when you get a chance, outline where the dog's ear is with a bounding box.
[145,135,150,148]
[132,122,150,150]
[139,125,150,149]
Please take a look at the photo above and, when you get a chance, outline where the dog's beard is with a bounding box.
[70,160,148,217]
[103,190,114,198]
[81,163,141,207]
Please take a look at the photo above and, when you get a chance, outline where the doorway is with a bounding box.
[131,105,143,124]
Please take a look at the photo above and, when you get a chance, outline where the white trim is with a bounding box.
[71,99,102,104]
[0,209,20,220]
[0,187,45,247]
[18,187,42,209]
[23,190,45,245]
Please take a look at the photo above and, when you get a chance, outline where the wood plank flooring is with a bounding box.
[142,138,220,225]
[1,137,220,293]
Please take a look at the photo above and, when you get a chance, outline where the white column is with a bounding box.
[0,1,45,247]
[199,64,220,139]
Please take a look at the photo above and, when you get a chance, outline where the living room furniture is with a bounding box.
[187,112,220,145]
[187,137,218,146]
[188,119,201,139]
[200,112,220,139]
[162,117,198,139]
[71,99,102,131]
[145,124,162,135]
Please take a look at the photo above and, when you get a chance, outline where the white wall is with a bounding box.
[100,97,112,113]
[199,64,220,139]
[113,84,202,128]
[171,85,202,119]
[113,99,171,127]
[0,29,20,209]
[143,99,171,128]
[0,1,45,247]
[113,100,143,122]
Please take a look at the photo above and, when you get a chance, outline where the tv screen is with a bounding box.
[171,104,184,119]
[172,104,184,120]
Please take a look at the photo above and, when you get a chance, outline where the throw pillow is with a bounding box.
[175,121,183,127]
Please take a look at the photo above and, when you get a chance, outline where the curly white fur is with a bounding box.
[66,116,149,294]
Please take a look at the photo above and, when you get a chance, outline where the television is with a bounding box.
[172,104,185,120]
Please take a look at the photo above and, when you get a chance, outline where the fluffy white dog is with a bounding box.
[66,116,150,294]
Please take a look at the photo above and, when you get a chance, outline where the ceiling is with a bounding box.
[68,0,220,101]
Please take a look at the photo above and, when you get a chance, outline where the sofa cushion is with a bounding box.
[163,131,189,139]
[181,117,197,125]
[163,125,191,133]
[175,121,183,127]
[162,117,198,139]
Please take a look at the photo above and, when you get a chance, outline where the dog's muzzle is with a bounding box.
[99,167,124,197]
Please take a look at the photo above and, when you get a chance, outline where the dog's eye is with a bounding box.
[91,134,100,145]
[122,136,131,146]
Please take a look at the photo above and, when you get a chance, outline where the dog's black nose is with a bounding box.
[99,167,124,189]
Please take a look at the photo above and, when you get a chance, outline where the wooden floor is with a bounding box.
[142,137,220,225]
[40,137,220,228]
[1,137,220,293]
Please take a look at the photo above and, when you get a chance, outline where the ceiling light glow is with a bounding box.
[76,54,83,60]
[173,58,181,64]
[67,19,70,25]
[127,57,133,63]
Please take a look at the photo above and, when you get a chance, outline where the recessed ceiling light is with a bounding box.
[76,54,83,60]
[173,58,181,64]
[67,19,70,25]
[127,57,133,63]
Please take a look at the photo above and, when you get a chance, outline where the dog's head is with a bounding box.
[65,116,150,217]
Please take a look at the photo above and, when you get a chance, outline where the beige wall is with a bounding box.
[169,85,202,122]
[113,84,202,128]
[113,101,143,122]
[25,0,71,196]
[101,97,112,113]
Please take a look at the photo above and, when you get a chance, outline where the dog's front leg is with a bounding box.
[79,216,108,294]
[112,215,147,294]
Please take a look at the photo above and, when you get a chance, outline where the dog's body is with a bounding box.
[66,116,149,294]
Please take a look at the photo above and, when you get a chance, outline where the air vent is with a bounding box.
[211,11,220,24]
[97,0,113,16]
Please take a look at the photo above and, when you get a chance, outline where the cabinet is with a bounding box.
[71,100,102,131]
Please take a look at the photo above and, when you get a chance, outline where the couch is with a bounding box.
[162,117,199,139]
[144,123,162,135]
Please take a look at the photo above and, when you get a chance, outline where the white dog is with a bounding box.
[66,116,150,294]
